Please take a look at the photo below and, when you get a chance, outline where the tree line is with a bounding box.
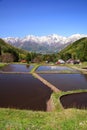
[0,38,87,63]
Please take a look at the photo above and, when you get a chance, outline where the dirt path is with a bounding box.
[33,73,60,93]
[33,73,61,111]
[46,98,55,111]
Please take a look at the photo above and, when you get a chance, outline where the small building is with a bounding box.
[56,59,65,64]
[66,59,80,64]
[21,59,27,63]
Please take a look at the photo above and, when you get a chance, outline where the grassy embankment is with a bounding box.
[66,62,87,74]
[30,63,41,73]
[0,63,8,68]
[0,63,87,129]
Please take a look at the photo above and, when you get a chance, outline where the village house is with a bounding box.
[56,59,65,64]
[66,59,80,64]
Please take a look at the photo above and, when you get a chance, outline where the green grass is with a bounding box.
[30,64,41,73]
[0,108,87,130]
[0,90,87,130]
[80,62,87,68]
[0,63,8,68]
[66,62,87,74]
[70,62,87,68]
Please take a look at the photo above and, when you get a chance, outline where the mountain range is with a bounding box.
[3,34,87,53]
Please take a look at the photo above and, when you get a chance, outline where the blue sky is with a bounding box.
[0,0,87,37]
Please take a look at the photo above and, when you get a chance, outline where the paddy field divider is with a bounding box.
[32,73,60,93]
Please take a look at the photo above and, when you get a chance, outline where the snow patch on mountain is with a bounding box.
[3,34,87,53]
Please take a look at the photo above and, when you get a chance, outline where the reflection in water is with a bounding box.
[36,65,79,73]
[26,64,30,68]
[60,92,87,109]
[40,74,87,91]
[50,66,58,70]
[83,74,87,81]
[0,64,33,72]
[0,73,52,111]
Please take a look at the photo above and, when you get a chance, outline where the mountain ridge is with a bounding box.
[3,34,87,53]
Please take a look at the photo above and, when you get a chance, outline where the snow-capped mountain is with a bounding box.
[3,34,87,53]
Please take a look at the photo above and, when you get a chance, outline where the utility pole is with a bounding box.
[0,46,1,55]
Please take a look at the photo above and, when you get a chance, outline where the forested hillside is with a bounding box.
[0,39,28,62]
[58,38,87,61]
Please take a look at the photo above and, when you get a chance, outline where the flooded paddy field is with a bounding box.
[60,92,87,109]
[36,65,79,73]
[0,64,87,111]
[39,74,87,91]
[0,64,33,73]
[0,73,52,111]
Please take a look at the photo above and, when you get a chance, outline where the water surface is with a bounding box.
[40,74,87,91]
[0,64,33,72]
[0,73,52,111]
[36,65,79,73]
[60,92,87,109]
